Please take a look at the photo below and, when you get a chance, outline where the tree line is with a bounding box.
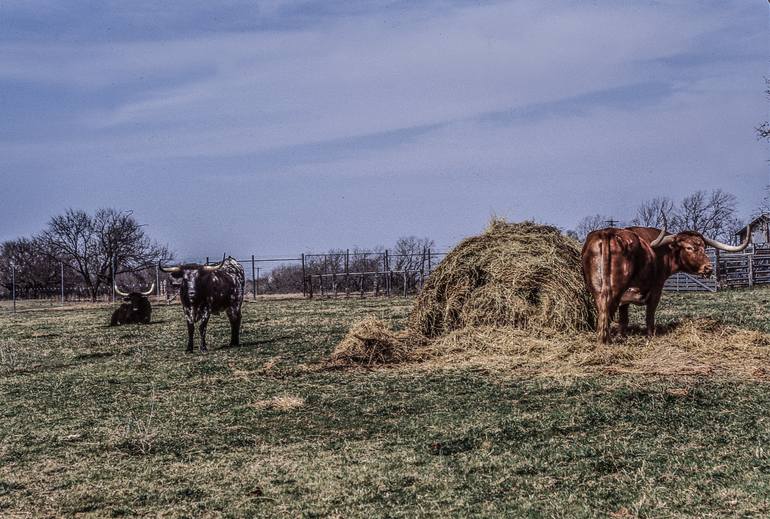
[0,209,436,299]
[570,187,770,243]
[1,208,171,301]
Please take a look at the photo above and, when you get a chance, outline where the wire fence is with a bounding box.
[0,248,448,312]
[3,244,769,313]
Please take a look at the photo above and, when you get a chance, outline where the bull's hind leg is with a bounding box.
[226,306,241,347]
[645,293,661,338]
[618,304,630,337]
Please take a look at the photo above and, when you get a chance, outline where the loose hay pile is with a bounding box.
[410,219,594,337]
[333,220,594,367]
[330,317,412,368]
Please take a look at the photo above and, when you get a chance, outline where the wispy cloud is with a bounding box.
[0,0,766,253]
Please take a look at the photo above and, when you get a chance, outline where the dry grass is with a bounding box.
[249,396,306,411]
[1,294,769,516]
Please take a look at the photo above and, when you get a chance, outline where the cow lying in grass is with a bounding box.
[110,284,154,326]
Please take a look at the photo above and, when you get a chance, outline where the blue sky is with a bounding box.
[0,0,767,258]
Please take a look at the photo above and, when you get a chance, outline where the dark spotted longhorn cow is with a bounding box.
[582,221,751,343]
[110,284,154,326]
[159,256,245,352]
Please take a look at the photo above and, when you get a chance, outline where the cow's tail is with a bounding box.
[597,233,613,343]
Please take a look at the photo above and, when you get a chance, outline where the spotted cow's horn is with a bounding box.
[203,254,227,271]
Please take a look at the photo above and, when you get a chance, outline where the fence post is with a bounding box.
[420,247,426,290]
[251,255,256,301]
[748,253,754,288]
[60,261,65,304]
[111,256,116,303]
[11,263,16,314]
[385,249,391,296]
[403,270,407,297]
[155,264,160,302]
[256,267,261,296]
[345,249,350,298]
[301,254,307,298]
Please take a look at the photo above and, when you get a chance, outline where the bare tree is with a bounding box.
[0,237,65,297]
[38,208,172,301]
[574,214,615,242]
[393,236,435,271]
[672,189,739,242]
[632,197,675,228]
[757,78,770,141]
[756,185,770,218]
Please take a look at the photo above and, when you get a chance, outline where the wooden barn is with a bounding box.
[735,213,770,247]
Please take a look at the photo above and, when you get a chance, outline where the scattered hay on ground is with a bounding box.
[418,319,770,379]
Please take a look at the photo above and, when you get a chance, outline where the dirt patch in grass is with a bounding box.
[249,396,306,411]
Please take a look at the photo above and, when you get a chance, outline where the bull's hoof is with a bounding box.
[199,347,208,353]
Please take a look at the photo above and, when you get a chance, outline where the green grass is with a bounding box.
[1,290,769,517]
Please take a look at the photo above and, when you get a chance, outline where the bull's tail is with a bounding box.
[597,233,613,343]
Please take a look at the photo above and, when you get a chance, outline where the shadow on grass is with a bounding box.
[216,335,295,350]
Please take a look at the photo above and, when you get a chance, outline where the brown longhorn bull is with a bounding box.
[581,222,750,343]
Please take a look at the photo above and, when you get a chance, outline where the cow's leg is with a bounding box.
[185,321,195,352]
[184,308,195,352]
[198,309,210,352]
[645,293,661,338]
[618,304,630,337]
[226,306,241,347]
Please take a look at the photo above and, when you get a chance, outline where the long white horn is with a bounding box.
[703,225,752,252]
[649,212,672,247]
[203,253,227,271]
[159,261,181,273]
[140,283,155,296]
[114,284,129,297]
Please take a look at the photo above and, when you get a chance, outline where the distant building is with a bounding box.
[735,214,770,246]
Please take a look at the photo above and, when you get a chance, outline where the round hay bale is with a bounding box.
[410,219,595,337]
[330,317,410,367]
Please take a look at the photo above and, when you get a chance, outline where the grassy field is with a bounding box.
[1,290,769,517]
